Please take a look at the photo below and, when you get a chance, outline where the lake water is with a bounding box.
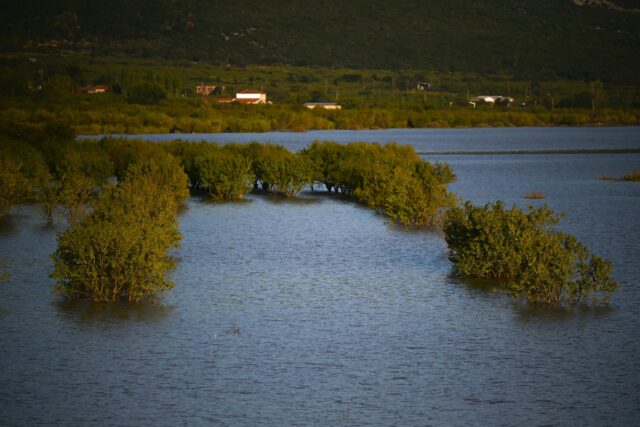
[84,126,640,153]
[2,128,640,425]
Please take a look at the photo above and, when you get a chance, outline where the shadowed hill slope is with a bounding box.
[1,0,639,83]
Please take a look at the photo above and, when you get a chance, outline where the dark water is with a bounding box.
[3,128,640,425]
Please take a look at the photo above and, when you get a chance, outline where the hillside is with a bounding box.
[1,0,640,83]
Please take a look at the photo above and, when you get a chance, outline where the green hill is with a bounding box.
[2,0,640,83]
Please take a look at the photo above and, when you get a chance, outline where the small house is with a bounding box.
[86,84,109,94]
[304,102,342,110]
[235,90,267,104]
[196,85,216,97]
[470,95,514,104]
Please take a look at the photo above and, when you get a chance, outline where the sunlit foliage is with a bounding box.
[51,155,187,303]
[302,141,457,225]
[444,202,618,304]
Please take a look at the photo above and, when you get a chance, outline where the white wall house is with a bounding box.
[304,102,342,110]
[470,95,514,104]
[235,90,267,104]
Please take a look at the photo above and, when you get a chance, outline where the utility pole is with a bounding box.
[325,78,328,96]
[392,77,396,95]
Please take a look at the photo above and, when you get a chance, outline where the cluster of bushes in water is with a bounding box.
[445,202,618,304]
[164,140,457,226]
[0,121,619,305]
[599,170,640,182]
[0,123,189,301]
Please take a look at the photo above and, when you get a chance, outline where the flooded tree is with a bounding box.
[51,155,187,303]
[302,141,456,225]
[194,147,254,200]
[444,201,618,304]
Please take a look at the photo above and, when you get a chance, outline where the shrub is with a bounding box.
[444,202,618,304]
[51,155,187,303]
[0,157,30,217]
[194,146,254,200]
[252,144,313,196]
[302,141,457,225]
[622,170,640,182]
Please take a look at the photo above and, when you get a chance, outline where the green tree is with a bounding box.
[0,157,29,217]
[128,82,167,105]
[253,144,313,196]
[444,202,618,304]
[51,155,187,303]
[194,147,254,200]
[303,141,456,225]
[53,144,114,223]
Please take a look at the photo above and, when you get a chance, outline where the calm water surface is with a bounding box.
[86,126,640,153]
[2,128,640,425]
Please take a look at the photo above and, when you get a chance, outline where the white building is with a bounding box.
[303,102,342,110]
[235,90,267,104]
[470,95,514,104]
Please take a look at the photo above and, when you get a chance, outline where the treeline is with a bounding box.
[2,55,640,134]
[3,103,640,136]
[165,140,456,226]
[0,120,619,305]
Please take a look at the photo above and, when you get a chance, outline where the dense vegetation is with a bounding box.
[0,2,630,305]
[52,153,188,302]
[444,202,618,304]
[0,118,619,305]
[2,55,639,134]
[2,1,640,84]
[302,141,456,225]
[0,122,189,302]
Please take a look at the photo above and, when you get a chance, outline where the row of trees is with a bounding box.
[0,122,113,224]
[165,141,313,200]
[0,121,620,305]
[302,141,457,226]
[164,140,457,226]
[4,102,640,136]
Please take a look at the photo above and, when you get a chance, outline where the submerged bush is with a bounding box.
[194,146,254,200]
[51,155,187,303]
[302,141,457,225]
[0,157,29,217]
[251,144,314,196]
[599,170,640,182]
[444,202,618,304]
